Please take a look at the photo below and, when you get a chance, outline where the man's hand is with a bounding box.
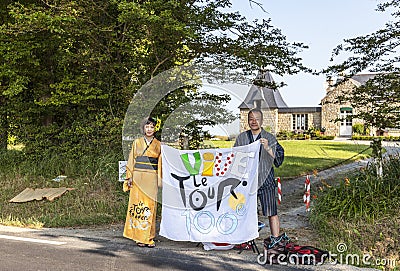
[260,138,271,151]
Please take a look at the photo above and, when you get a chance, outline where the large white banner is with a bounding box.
[160,141,260,244]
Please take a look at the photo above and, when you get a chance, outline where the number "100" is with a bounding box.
[182,210,238,235]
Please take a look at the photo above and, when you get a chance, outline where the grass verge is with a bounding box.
[310,154,400,270]
[0,149,128,228]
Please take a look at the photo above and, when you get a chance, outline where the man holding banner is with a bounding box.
[234,108,285,241]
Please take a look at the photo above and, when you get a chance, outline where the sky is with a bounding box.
[205,0,393,136]
[231,0,392,106]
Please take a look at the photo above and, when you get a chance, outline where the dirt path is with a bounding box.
[256,175,320,248]
[268,157,371,248]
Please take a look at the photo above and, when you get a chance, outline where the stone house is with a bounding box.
[239,71,400,137]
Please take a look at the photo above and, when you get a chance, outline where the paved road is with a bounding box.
[0,225,378,271]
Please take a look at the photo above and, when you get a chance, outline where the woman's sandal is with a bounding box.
[137,243,147,248]
[137,242,155,248]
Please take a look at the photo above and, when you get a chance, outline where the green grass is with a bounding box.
[205,140,372,178]
[277,140,372,178]
[0,149,128,228]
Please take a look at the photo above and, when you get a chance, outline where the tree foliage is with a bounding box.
[0,0,309,156]
[324,0,400,130]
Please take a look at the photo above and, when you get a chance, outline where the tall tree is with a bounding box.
[0,0,14,150]
[0,0,309,156]
[323,0,400,130]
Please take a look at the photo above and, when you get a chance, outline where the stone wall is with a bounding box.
[263,109,278,134]
[277,112,322,133]
[277,113,292,132]
[241,109,323,135]
[321,80,354,136]
[240,79,390,136]
[239,76,393,137]
[309,112,322,129]
[239,109,250,133]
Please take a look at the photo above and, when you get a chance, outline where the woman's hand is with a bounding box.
[123,178,132,192]
[127,178,133,188]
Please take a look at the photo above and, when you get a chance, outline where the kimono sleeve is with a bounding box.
[273,141,284,168]
[126,140,136,180]
[123,140,136,192]
[157,153,162,188]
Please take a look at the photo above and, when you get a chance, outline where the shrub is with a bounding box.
[352,135,400,141]
[277,130,293,140]
[352,123,364,135]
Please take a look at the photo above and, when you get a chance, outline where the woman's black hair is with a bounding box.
[140,117,157,134]
[146,117,157,126]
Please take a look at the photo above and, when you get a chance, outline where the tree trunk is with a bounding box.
[0,99,8,150]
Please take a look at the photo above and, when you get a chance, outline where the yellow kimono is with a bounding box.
[123,137,162,245]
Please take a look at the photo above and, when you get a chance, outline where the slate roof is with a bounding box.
[332,73,379,87]
[349,73,378,86]
[239,71,288,109]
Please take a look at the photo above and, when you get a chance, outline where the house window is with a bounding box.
[340,108,352,127]
[292,114,308,131]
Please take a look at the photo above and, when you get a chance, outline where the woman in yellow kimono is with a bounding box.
[123,117,162,248]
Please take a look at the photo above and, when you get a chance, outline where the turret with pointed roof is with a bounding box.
[239,70,288,109]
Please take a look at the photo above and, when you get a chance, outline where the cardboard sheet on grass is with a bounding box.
[9,187,75,203]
